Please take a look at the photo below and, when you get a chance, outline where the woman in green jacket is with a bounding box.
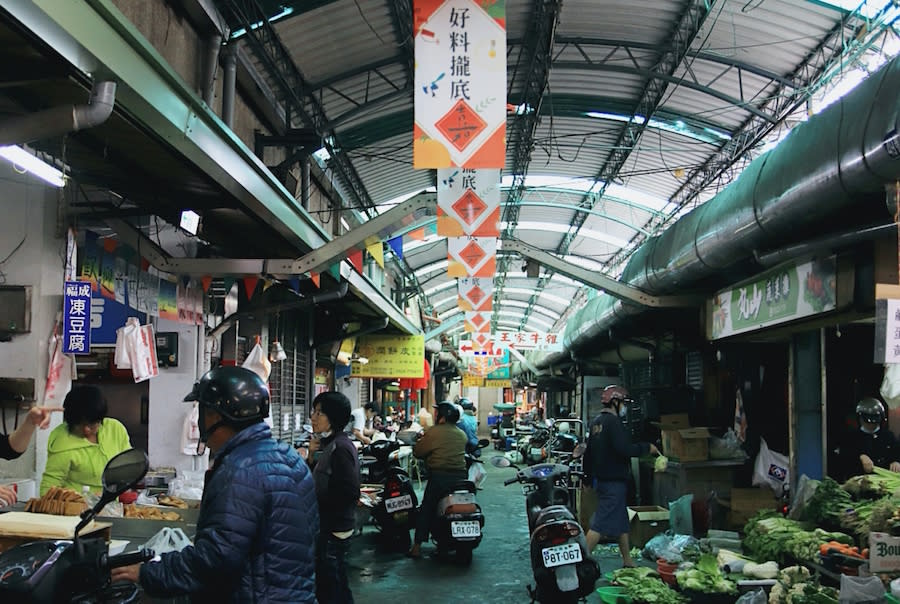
[40,385,132,496]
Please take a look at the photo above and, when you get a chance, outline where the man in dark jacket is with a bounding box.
[582,385,658,568]
[846,397,900,476]
[111,367,319,603]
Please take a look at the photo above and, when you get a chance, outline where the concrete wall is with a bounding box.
[0,163,65,484]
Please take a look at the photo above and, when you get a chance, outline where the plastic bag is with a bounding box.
[142,527,193,554]
[709,428,748,460]
[121,321,159,383]
[242,340,271,382]
[114,317,139,369]
[838,574,885,603]
[882,363,900,410]
[736,588,767,604]
[752,438,789,493]
[788,474,819,520]
[468,461,486,489]
[642,531,700,563]
[669,494,694,536]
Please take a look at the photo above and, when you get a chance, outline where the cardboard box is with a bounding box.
[727,487,777,529]
[628,505,669,547]
[661,427,710,462]
[869,532,900,572]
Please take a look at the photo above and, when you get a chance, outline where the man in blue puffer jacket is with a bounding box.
[111,366,319,602]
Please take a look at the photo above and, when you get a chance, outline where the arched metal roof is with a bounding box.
[218,0,899,334]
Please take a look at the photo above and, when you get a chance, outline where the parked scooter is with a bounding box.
[491,445,599,603]
[364,439,418,551]
[0,449,155,603]
[518,421,552,465]
[430,439,490,564]
[548,419,584,463]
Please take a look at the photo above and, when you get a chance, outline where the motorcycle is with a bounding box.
[430,439,490,564]
[518,421,552,465]
[364,439,418,551]
[491,445,599,603]
[548,419,584,464]
[0,448,155,603]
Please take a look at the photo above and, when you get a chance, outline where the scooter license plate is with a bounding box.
[384,494,412,513]
[450,520,481,538]
[541,543,583,568]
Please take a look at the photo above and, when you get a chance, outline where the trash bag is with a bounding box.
[736,588,767,604]
[669,493,694,536]
[752,438,789,493]
[838,574,885,603]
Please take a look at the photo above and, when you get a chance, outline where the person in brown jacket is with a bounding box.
[407,401,467,558]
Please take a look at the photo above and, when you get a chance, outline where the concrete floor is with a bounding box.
[347,458,624,603]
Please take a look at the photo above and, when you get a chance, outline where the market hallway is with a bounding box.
[346,458,617,603]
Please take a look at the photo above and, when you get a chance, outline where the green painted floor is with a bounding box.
[346,457,628,603]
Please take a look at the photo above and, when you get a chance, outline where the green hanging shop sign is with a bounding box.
[709,256,837,340]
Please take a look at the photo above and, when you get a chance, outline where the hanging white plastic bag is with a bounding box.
[242,339,271,382]
[752,438,790,493]
[114,317,140,369]
[141,527,192,554]
[44,323,75,406]
[468,461,486,489]
[125,322,159,383]
[881,364,900,409]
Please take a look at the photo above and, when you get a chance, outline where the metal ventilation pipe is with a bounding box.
[202,34,222,107]
[549,54,900,366]
[0,81,117,146]
[221,43,237,128]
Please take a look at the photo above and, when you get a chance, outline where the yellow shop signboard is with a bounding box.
[351,334,425,378]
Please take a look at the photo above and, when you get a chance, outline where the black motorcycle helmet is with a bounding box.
[435,401,460,424]
[856,397,886,426]
[185,367,270,441]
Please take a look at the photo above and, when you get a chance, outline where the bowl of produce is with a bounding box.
[595,586,632,604]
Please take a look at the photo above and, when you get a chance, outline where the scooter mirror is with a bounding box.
[489,455,511,468]
[572,442,587,459]
[102,449,149,497]
[477,438,490,448]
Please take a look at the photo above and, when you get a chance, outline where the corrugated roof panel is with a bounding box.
[509,225,563,250]
[405,239,446,271]
[315,64,410,126]
[346,132,431,205]
[558,0,683,44]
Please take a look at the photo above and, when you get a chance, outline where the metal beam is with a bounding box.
[425,314,464,341]
[503,239,698,308]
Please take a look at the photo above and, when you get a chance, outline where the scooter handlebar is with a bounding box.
[503,476,519,486]
[108,548,155,569]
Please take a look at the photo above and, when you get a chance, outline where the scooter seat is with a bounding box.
[534,504,576,527]
[449,480,477,493]
[442,503,478,515]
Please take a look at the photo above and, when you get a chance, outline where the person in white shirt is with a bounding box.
[349,402,379,445]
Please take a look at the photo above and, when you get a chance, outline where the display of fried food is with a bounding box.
[24,486,87,516]
[157,495,188,509]
[123,504,181,521]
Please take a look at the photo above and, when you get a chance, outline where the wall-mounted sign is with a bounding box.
[485,379,511,388]
[352,334,425,378]
[462,375,484,387]
[709,256,837,340]
[63,281,91,355]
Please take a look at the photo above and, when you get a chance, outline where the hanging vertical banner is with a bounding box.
[80,231,101,293]
[159,278,177,321]
[413,0,506,169]
[447,236,496,277]
[65,228,78,282]
[437,167,500,236]
[63,281,92,355]
[458,276,493,311]
[464,311,492,333]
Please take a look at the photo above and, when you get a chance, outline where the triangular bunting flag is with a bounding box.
[426,222,438,236]
[388,236,403,260]
[288,277,301,292]
[309,272,320,288]
[223,277,236,296]
[348,249,363,273]
[262,278,275,292]
[366,241,384,269]
[408,227,426,241]
[328,263,341,281]
[242,276,259,300]
[201,276,212,292]
[102,237,117,254]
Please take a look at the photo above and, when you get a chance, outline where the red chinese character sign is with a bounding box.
[448,236,496,277]
[437,168,500,236]
[413,0,506,169]
[457,277,493,312]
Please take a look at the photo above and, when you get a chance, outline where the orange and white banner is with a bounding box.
[447,236,496,277]
[464,311,492,333]
[457,277,493,311]
[437,168,500,236]
[413,0,506,169]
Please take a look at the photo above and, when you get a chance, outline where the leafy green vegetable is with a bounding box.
[798,477,852,525]
[610,568,686,604]
[675,553,736,594]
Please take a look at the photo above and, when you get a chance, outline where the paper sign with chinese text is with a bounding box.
[63,281,91,355]
[437,168,500,236]
[351,334,426,378]
[458,277,493,311]
[413,0,506,168]
[876,297,900,364]
[493,331,563,352]
[485,379,511,388]
[448,236,496,277]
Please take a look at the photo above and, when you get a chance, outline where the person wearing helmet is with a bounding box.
[112,366,319,603]
[457,398,480,457]
[583,385,660,568]
[407,401,468,558]
[849,397,900,475]
[307,391,360,604]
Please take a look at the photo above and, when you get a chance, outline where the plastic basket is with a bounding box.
[595,586,633,604]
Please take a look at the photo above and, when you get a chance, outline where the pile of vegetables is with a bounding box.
[767,566,838,604]
[796,477,851,525]
[743,512,853,565]
[610,567,685,604]
[674,553,736,595]
[842,466,900,499]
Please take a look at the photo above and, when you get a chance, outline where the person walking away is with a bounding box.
[458,398,480,457]
[583,385,659,568]
[40,385,131,496]
[307,391,360,603]
[0,406,62,506]
[111,366,318,603]
[407,401,467,558]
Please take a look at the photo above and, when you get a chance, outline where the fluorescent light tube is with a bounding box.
[0,146,65,187]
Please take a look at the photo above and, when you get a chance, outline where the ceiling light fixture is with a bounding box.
[0,145,65,187]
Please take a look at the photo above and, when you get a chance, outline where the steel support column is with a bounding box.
[791,330,825,483]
